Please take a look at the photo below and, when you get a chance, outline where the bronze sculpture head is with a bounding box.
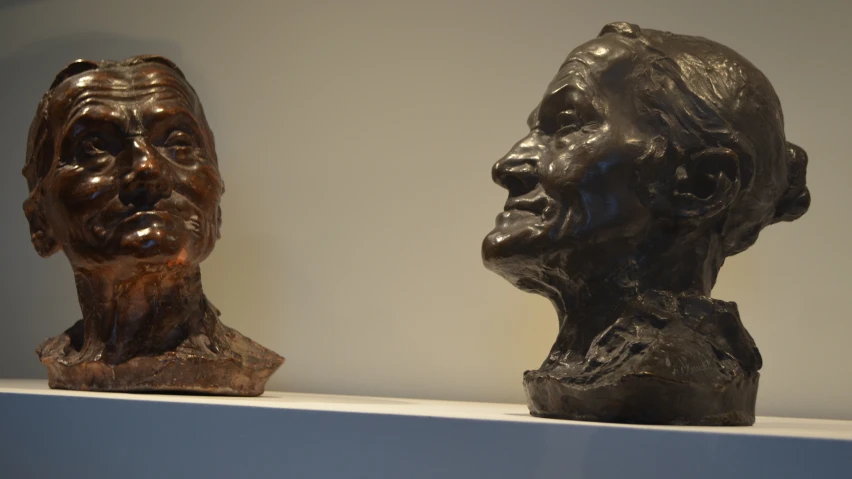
[24,56,222,270]
[483,22,810,425]
[24,56,283,395]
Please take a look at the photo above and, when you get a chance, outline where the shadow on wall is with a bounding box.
[0,33,183,379]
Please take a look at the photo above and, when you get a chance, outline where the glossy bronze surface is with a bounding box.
[23,56,283,396]
[482,23,810,425]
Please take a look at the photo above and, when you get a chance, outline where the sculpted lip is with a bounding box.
[493,190,554,232]
[119,209,171,225]
[504,190,550,216]
[88,197,203,239]
[125,210,166,219]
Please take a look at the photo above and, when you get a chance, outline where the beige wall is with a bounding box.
[0,0,849,419]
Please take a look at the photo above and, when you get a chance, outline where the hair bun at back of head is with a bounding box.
[773,142,811,223]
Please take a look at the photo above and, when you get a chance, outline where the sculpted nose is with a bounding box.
[492,131,545,196]
[119,138,173,208]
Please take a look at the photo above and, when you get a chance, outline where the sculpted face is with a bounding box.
[34,63,223,268]
[482,35,655,286]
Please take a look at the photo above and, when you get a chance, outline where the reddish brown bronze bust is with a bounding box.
[22,56,283,395]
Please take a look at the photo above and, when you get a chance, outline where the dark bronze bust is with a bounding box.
[482,23,810,425]
[23,56,283,395]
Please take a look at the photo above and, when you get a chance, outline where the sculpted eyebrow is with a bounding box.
[536,83,586,128]
[529,67,592,131]
[141,110,207,144]
[142,107,199,131]
[61,105,125,140]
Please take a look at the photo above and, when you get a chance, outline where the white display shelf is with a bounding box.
[1,379,851,478]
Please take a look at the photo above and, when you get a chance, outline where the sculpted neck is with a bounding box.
[543,241,721,364]
[72,263,207,364]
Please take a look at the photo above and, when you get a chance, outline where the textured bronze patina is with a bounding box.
[23,56,283,396]
[482,23,810,425]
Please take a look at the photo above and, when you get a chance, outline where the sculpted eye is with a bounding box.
[556,109,582,134]
[72,134,115,169]
[79,135,108,157]
[162,129,199,164]
[164,129,195,149]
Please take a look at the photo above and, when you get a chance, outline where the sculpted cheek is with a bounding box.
[174,161,221,201]
[68,175,115,204]
[577,157,650,240]
[47,169,114,220]
[548,147,585,186]
[544,126,650,242]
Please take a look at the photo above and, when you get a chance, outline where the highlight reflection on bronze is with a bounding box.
[24,56,283,395]
[483,23,810,425]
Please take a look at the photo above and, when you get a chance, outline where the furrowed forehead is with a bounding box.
[50,64,198,118]
[557,36,640,85]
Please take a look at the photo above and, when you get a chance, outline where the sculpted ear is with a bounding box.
[23,195,60,257]
[672,147,740,218]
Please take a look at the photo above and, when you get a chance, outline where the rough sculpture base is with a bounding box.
[524,370,759,426]
[522,292,761,426]
[37,321,284,397]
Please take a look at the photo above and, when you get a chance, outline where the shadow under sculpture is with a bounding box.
[482,23,810,425]
[23,56,283,395]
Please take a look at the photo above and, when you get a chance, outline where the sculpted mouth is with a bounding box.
[116,210,173,228]
[87,194,206,242]
[119,209,203,237]
[124,210,168,221]
[112,209,173,230]
[504,190,551,217]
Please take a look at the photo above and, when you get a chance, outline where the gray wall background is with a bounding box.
[0,0,849,420]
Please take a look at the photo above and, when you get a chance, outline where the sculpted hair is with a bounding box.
[23,55,214,193]
[600,22,810,257]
